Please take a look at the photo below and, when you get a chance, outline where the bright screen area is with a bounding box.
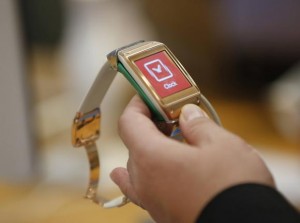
[135,51,191,98]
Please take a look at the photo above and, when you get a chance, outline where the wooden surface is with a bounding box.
[0,183,151,223]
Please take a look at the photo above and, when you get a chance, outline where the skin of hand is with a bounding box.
[110,95,275,223]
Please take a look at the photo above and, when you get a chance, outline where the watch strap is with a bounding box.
[84,142,130,208]
[72,61,129,208]
[78,61,117,114]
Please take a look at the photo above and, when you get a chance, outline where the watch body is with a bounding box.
[108,41,201,122]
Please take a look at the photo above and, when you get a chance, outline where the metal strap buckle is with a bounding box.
[72,108,101,147]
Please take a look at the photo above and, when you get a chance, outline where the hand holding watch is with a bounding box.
[71,41,221,208]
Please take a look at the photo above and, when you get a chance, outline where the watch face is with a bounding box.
[135,51,191,98]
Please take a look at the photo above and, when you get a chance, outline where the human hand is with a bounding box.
[110,95,275,223]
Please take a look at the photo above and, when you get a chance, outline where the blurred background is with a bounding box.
[0,0,300,222]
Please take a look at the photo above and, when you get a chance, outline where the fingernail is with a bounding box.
[181,104,204,122]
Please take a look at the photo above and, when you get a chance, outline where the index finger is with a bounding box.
[118,95,178,153]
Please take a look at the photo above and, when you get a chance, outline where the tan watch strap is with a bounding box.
[72,61,130,208]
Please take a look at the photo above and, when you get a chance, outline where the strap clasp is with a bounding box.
[72,108,101,147]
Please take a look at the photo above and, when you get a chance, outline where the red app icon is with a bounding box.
[144,59,173,82]
[135,51,191,98]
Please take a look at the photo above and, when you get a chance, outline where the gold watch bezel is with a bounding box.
[118,41,201,120]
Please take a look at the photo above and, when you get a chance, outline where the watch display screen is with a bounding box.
[135,51,191,98]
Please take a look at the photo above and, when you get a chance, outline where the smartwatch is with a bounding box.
[71,41,221,208]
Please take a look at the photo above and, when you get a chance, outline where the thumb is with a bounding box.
[179,104,221,147]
